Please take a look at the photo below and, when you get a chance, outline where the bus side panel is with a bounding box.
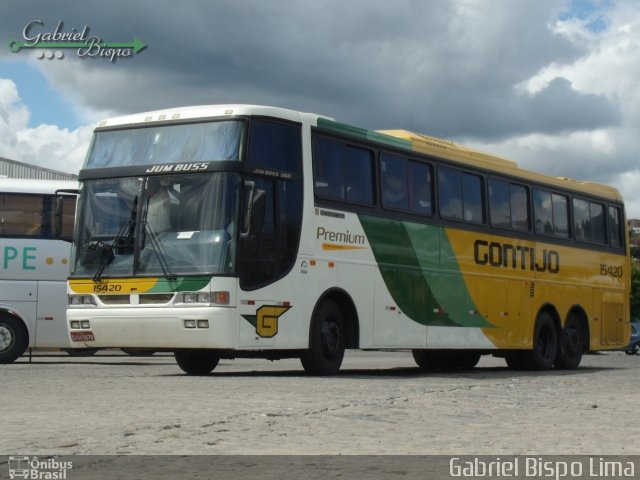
[600,290,625,346]
[35,281,72,348]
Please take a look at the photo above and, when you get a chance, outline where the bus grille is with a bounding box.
[97,294,175,305]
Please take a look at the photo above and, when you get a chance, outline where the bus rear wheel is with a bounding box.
[0,315,28,364]
[522,312,558,371]
[555,314,584,370]
[174,349,220,375]
[301,299,345,376]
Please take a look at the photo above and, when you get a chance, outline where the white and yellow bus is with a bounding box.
[0,178,77,363]
[67,105,630,374]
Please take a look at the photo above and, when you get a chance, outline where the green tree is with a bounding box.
[631,260,640,320]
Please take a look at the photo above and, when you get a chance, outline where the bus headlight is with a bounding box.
[69,295,97,306]
[181,292,229,305]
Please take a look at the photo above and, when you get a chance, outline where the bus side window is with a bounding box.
[313,136,374,206]
[535,189,569,238]
[608,206,622,248]
[438,167,484,223]
[0,193,44,237]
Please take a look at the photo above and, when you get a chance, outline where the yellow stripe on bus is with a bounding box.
[69,277,160,294]
[322,243,368,251]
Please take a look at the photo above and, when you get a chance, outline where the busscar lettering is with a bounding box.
[474,239,560,274]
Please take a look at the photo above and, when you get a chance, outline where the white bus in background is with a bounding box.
[0,178,80,363]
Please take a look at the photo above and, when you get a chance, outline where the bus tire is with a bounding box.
[300,299,345,375]
[0,314,28,364]
[455,351,481,369]
[505,351,527,370]
[555,314,584,370]
[523,312,558,370]
[174,349,220,375]
[412,349,432,370]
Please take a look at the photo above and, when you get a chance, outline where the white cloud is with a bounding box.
[468,0,640,218]
[0,78,92,174]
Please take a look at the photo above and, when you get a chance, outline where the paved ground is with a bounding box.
[2,350,640,455]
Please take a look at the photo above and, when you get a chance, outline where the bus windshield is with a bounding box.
[85,120,245,169]
[72,172,239,278]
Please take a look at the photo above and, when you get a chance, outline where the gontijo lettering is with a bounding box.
[474,239,560,273]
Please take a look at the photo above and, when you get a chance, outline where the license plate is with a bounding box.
[71,331,95,342]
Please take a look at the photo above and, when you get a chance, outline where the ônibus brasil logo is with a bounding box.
[8,456,73,479]
[8,20,146,62]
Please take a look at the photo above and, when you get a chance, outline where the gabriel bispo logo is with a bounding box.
[8,20,146,62]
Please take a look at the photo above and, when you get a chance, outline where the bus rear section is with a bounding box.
[0,179,77,363]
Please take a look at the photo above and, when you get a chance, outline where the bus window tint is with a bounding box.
[313,136,374,205]
[552,194,569,237]
[609,206,622,248]
[534,190,553,234]
[438,167,463,219]
[462,173,484,223]
[409,161,433,215]
[489,179,510,228]
[57,196,76,240]
[247,120,302,175]
[535,189,568,238]
[381,153,409,210]
[345,147,374,204]
[589,203,605,244]
[0,194,44,236]
[438,167,484,223]
[573,198,606,244]
[510,185,529,231]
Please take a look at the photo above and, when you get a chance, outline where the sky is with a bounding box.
[1,0,639,217]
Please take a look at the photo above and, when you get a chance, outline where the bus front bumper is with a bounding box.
[66,307,237,349]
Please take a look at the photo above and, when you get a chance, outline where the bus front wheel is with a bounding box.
[175,349,220,375]
[0,314,28,364]
[301,299,345,375]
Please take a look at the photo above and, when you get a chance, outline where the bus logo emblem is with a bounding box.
[242,305,291,338]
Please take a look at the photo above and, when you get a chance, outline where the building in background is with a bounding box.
[0,157,77,181]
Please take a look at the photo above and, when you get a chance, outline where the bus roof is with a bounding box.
[0,178,78,195]
[95,104,333,129]
[93,104,622,203]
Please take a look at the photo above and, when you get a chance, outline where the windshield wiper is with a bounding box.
[138,197,177,281]
[93,196,138,282]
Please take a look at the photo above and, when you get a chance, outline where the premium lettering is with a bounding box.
[316,227,365,245]
[474,239,560,273]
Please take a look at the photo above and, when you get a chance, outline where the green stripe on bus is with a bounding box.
[148,276,211,293]
[359,215,493,328]
[316,118,412,150]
